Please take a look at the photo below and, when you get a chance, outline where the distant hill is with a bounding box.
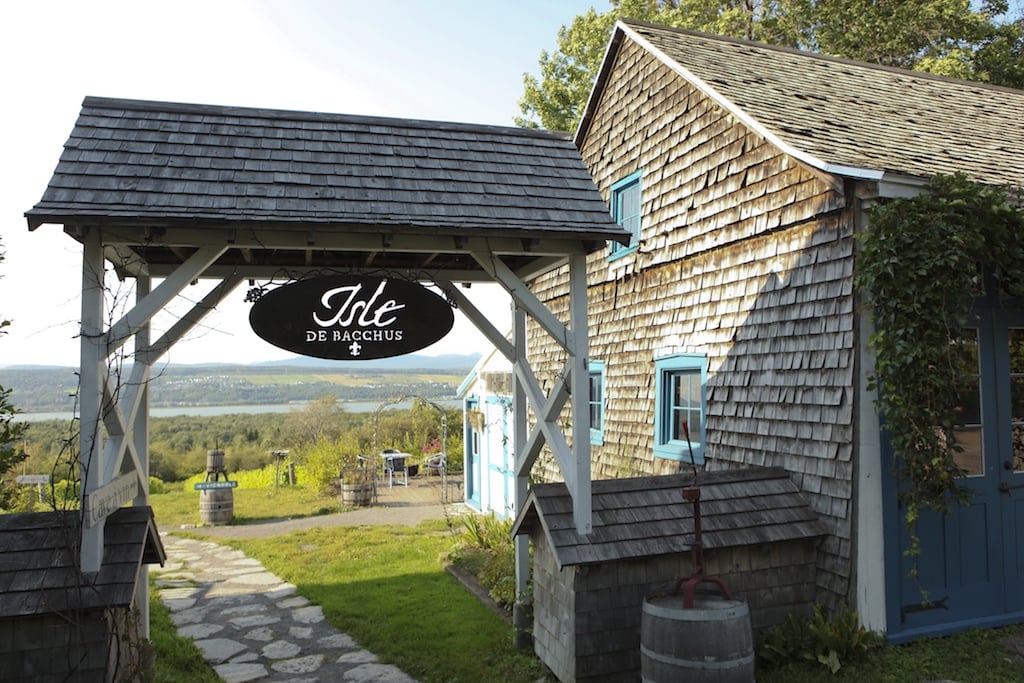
[1,353,480,372]
[252,353,481,371]
[0,353,481,413]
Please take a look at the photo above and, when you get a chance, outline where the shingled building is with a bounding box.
[521,18,1024,663]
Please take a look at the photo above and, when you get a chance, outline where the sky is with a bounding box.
[0,0,605,367]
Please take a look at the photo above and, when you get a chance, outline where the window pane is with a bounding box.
[1010,328,1024,472]
[667,370,701,443]
[952,328,983,476]
[589,371,603,431]
[613,178,641,245]
[671,407,687,441]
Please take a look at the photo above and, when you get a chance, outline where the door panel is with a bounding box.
[888,306,1024,637]
[999,323,1024,612]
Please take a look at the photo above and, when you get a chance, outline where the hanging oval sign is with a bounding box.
[249,275,454,361]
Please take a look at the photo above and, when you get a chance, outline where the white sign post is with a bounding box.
[16,474,50,504]
[15,474,50,485]
[83,473,139,528]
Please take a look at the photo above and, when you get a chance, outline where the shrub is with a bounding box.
[450,513,517,607]
[758,604,882,674]
[296,432,366,494]
[51,478,81,507]
[149,476,167,494]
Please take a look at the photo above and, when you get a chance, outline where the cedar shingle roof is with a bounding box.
[511,467,826,568]
[26,97,626,279]
[0,506,164,618]
[27,97,625,240]
[585,20,1024,187]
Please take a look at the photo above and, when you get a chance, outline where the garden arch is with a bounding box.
[25,97,627,629]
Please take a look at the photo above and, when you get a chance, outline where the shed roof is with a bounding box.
[511,467,826,568]
[0,506,165,619]
[26,97,628,281]
[581,20,1024,187]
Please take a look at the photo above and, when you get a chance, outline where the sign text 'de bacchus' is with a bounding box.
[249,275,455,361]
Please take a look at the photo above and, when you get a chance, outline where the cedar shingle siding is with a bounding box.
[528,33,857,605]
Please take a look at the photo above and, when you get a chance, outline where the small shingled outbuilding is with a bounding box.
[512,467,826,683]
[0,507,165,682]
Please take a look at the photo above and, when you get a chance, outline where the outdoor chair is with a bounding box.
[423,452,447,477]
[423,452,459,502]
[382,449,409,488]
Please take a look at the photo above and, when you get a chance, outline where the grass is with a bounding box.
[757,625,1024,682]
[150,484,341,528]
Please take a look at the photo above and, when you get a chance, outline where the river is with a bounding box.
[16,399,462,422]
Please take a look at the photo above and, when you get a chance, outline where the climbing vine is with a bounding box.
[856,173,1024,574]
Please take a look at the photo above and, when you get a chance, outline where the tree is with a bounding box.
[0,238,28,509]
[518,0,1024,132]
[286,394,348,447]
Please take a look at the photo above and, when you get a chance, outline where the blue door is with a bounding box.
[885,301,1024,640]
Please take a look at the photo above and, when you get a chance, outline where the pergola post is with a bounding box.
[568,252,592,534]
[79,227,107,573]
[512,304,531,636]
[133,274,152,636]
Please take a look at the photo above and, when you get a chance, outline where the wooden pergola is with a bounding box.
[25,97,628,629]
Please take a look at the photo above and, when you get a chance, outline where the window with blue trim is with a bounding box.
[610,171,641,258]
[589,360,605,446]
[654,354,707,464]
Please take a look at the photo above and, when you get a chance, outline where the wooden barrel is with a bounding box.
[199,488,234,524]
[640,594,754,683]
[206,449,225,472]
[340,483,372,507]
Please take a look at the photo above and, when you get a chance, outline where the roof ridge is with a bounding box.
[619,18,1024,96]
[80,96,572,141]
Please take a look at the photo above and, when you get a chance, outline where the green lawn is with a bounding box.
[757,625,1024,682]
[151,484,341,528]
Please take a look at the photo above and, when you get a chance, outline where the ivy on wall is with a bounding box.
[855,173,1024,574]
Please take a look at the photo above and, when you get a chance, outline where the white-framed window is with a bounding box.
[589,360,605,446]
[654,354,707,464]
[609,170,641,259]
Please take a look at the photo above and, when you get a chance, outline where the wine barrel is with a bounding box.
[206,449,225,472]
[340,482,372,507]
[199,488,234,525]
[640,594,754,683]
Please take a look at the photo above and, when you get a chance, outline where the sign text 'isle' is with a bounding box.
[249,276,454,361]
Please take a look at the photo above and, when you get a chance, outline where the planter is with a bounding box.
[340,482,373,507]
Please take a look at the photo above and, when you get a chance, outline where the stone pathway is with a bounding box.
[153,536,418,682]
